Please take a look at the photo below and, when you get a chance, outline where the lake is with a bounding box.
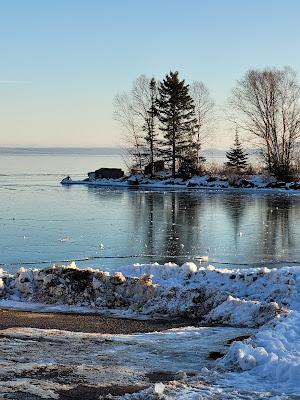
[1,149,300,274]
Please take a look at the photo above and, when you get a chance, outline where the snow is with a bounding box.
[108,262,299,299]
[220,311,300,395]
[120,381,294,399]
[1,261,300,397]
[0,263,289,326]
[154,382,165,395]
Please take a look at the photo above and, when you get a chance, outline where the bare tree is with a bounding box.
[230,67,300,180]
[113,92,145,171]
[131,76,158,176]
[114,75,158,173]
[190,81,214,169]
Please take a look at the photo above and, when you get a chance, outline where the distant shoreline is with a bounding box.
[0,147,124,156]
[0,146,244,160]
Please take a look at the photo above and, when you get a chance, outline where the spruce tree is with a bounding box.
[143,78,158,177]
[156,71,197,177]
[226,129,248,171]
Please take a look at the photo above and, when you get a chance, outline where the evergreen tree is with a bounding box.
[156,71,197,177]
[143,78,158,176]
[226,129,248,171]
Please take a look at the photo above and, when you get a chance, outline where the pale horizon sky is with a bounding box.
[1,0,300,149]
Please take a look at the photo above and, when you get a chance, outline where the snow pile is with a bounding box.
[0,263,292,327]
[111,263,300,309]
[219,311,300,395]
[206,295,281,327]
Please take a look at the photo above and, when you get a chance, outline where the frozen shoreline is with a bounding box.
[0,262,299,398]
[61,173,300,194]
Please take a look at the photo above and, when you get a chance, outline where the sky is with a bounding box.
[1,0,300,149]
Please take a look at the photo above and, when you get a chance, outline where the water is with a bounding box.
[1,149,300,273]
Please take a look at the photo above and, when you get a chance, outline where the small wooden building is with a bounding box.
[91,168,124,180]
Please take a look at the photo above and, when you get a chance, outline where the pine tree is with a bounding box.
[156,71,197,178]
[143,78,158,177]
[226,129,248,171]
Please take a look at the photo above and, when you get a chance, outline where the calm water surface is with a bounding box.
[1,151,300,273]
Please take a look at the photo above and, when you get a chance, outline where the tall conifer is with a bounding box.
[156,71,197,177]
[143,78,158,176]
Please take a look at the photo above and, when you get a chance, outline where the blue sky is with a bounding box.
[1,0,300,148]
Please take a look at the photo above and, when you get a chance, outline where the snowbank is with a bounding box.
[0,263,288,327]
[220,311,300,395]
[111,263,300,308]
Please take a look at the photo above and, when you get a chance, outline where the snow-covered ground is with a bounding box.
[0,262,299,398]
[0,325,253,399]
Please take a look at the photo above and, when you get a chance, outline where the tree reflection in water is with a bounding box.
[129,190,300,267]
[261,196,297,263]
[88,187,300,268]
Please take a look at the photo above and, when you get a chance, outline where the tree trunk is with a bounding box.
[172,136,176,178]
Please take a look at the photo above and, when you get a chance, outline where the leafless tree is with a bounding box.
[114,75,158,174]
[131,75,158,175]
[230,67,300,180]
[190,81,215,168]
[113,92,144,171]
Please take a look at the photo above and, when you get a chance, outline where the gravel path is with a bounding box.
[0,308,193,334]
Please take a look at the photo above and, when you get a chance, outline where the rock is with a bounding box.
[206,176,218,182]
[139,274,153,286]
[266,181,287,188]
[240,179,255,188]
[187,181,199,187]
[290,182,300,190]
[208,351,225,360]
[111,272,126,285]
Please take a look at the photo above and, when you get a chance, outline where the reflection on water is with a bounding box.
[120,189,300,267]
[127,190,203,265]
[226,195,247,242]
[1,172,300,273]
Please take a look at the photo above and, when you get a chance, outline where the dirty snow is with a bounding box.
[0,325,251,399]
[0,262,289,326]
